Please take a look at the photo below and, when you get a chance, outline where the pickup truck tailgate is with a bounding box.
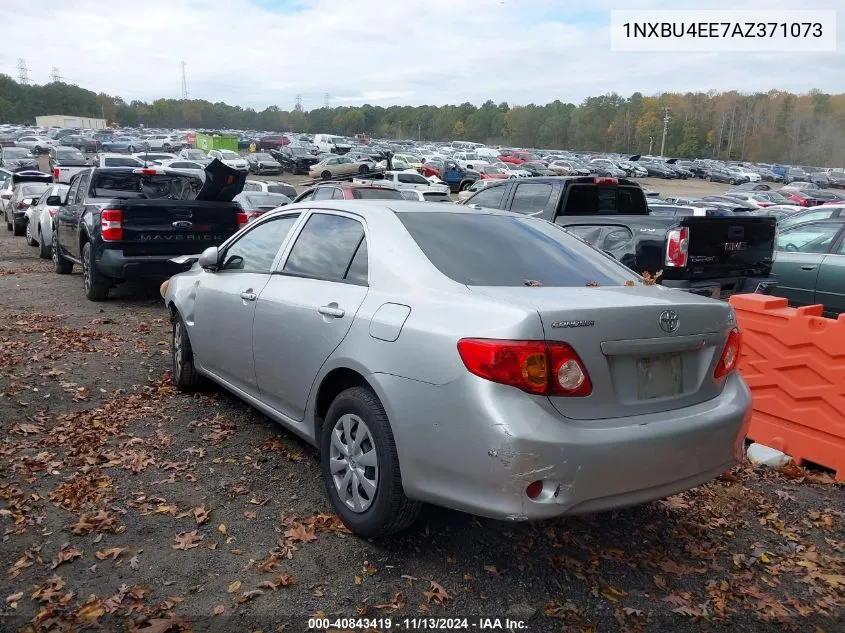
[118,200,239,256]
[682,216,776,279]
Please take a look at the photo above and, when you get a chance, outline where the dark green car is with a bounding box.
[771,219,845,317]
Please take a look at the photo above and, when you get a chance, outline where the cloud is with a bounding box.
[0,0,842,111]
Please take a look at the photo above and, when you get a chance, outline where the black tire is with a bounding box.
[706,175,713,182]
[82,241,110,301]
[320,386,421,537]
[172,312,201,391]
[6,210,13,231]
[321,170,332,180]
[358,164,370,175]
[12,220,25,237]
[52,229,73,274]
[729,178,737,185]
[25,220,36,246]
[163,144,171,151]
[460,180,473,191]
[127,145,135,153]
[38,227,51,259]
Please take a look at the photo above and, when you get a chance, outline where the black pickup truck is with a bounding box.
[53,160,246,301]
[462,176,778,299]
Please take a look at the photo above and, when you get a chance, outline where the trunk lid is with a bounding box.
[468,285,734,421]
[116,200,240,256]
[681,216,776,280]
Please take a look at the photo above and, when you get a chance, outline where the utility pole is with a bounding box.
[324,93,331,109]
[50,67,63,83]
[17,58,30,85]
[659,106,670,157]
[294,94,303,112]
[180,61,188,100]
[648,136,654,155]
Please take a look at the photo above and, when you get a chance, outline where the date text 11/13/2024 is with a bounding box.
[307,617,529,630]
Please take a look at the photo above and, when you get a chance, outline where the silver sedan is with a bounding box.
[162,202,751,536]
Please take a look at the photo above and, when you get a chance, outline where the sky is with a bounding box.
[0,0,842,111]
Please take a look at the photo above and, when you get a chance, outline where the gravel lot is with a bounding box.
[0,186,842,633]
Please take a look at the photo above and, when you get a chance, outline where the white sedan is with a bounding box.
[25,183,68,259]
[208,149,249,171]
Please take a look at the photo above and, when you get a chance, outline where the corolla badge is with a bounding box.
[658,310,680,333]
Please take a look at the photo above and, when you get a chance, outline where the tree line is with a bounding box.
[1,74,844,166]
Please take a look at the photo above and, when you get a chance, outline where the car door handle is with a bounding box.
[318,305,345,318]
[240,290,257,301]
[801,265,818,271]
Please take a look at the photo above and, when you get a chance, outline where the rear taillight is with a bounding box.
[133,168,159,175]
[236,212,250,229]
[48,208,56,218]
[16,201,28,209]
[714,327,742,379]
[756,202,771,207]
[1,193,11,200]
[53,168,60,179]
[665,226,689,267]
[456,339,592,397]
[798,199,809,207]
[101,209,123,241]
[593,177,618,185]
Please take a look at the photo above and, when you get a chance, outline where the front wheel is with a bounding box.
[358,164,370,175]
[12,219,25,237]
[82,241,110,301]
[460,180,473,191]
[38,227,51,259]
[320,387,421,537]
[172,312,202,391]
[127,145,136,153]
[321,170,332,180]
[25,220,36,246]
[729,178,737,185]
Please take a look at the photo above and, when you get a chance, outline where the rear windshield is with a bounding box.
[352,188,403,200]
[89,172,203,200]
[245,193,290,206]
[422,192,450,202]
[398,212,633,287]
[20,184,49,197]
[562,184,648,215]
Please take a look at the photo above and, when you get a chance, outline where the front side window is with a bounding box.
[282,213,365,282]
[776,223,842,254]
[510,183,553,215]
[468,185,506,209]
[221,215,299,272]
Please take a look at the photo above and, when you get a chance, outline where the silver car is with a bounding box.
[162,202,751,536]
[25,183,69,258]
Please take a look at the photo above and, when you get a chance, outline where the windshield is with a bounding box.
[352,188,403,200]
[329,136,346,144]
[220,151,239,159]
[57,149,85,160]
[185,150,205,159]
[398,212,633,287]
[484,166,505,174]
[6,148,31,158]
[252,153,273,160]
[89,172,203,200]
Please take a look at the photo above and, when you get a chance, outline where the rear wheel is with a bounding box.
[25,220,37,246]
[6,210,13,231]
[172,312,201,390]
[729,178,737,185]
[12,220,25,237]
[127,145,136,153]
[320,386,421,537]
[358,164,370,175]
[38,227,51,259]
[52,230,73,274]
[82,241,110,301]
[460,180,473,191]
[321,170,332,180]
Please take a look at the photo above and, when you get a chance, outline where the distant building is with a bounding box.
[35,115,107,130]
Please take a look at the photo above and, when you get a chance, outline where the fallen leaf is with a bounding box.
[423,581,449,605]
[6,591,23,609]
[95,547,128,561]
[243,511,256,520]
[284,523,317,543]
[51,547,83,569]
[193,506,211,525]
[172,530,203,550]
[354,575,362,585]
[258,573,295,590]
[212,604,225,616]
[129,555,140,570]
[218,524,227,534]
[227,580,242,593]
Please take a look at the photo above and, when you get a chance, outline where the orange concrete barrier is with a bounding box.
[728,294,845,481]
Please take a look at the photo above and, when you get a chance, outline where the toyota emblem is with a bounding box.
[658,310,680,333]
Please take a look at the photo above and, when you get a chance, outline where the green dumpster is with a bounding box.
[195,133,238,152]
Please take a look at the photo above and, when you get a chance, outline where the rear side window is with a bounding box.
[283,213,365,282]
[510,183,553,215]
[561,184,648,216]
[467,185,506,209]
[398,212,633,287]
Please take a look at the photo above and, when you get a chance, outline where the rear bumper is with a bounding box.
[96,248,192,280]
[369,371,751,522]
[662,275,778,300]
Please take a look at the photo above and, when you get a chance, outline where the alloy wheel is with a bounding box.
[173,321,183,376]
[329,414,379,513]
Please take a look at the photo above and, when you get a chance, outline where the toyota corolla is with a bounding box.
[161,202,751,537]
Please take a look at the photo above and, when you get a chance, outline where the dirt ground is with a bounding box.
[0,192,843,633]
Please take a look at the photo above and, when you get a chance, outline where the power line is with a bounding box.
[180,61,189,100]
[17,58,30,85]
[295,94,303,112]
[324,92,331,109]
[50,67,63,83]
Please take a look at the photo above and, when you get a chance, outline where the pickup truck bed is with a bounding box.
[462,176,778,299]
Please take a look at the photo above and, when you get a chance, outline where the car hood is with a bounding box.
[196,159,247,202]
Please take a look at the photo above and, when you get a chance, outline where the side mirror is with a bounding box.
[46,195,62,206]
[198,246,220,270]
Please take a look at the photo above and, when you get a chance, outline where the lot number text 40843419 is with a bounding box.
[307,617,529,630]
